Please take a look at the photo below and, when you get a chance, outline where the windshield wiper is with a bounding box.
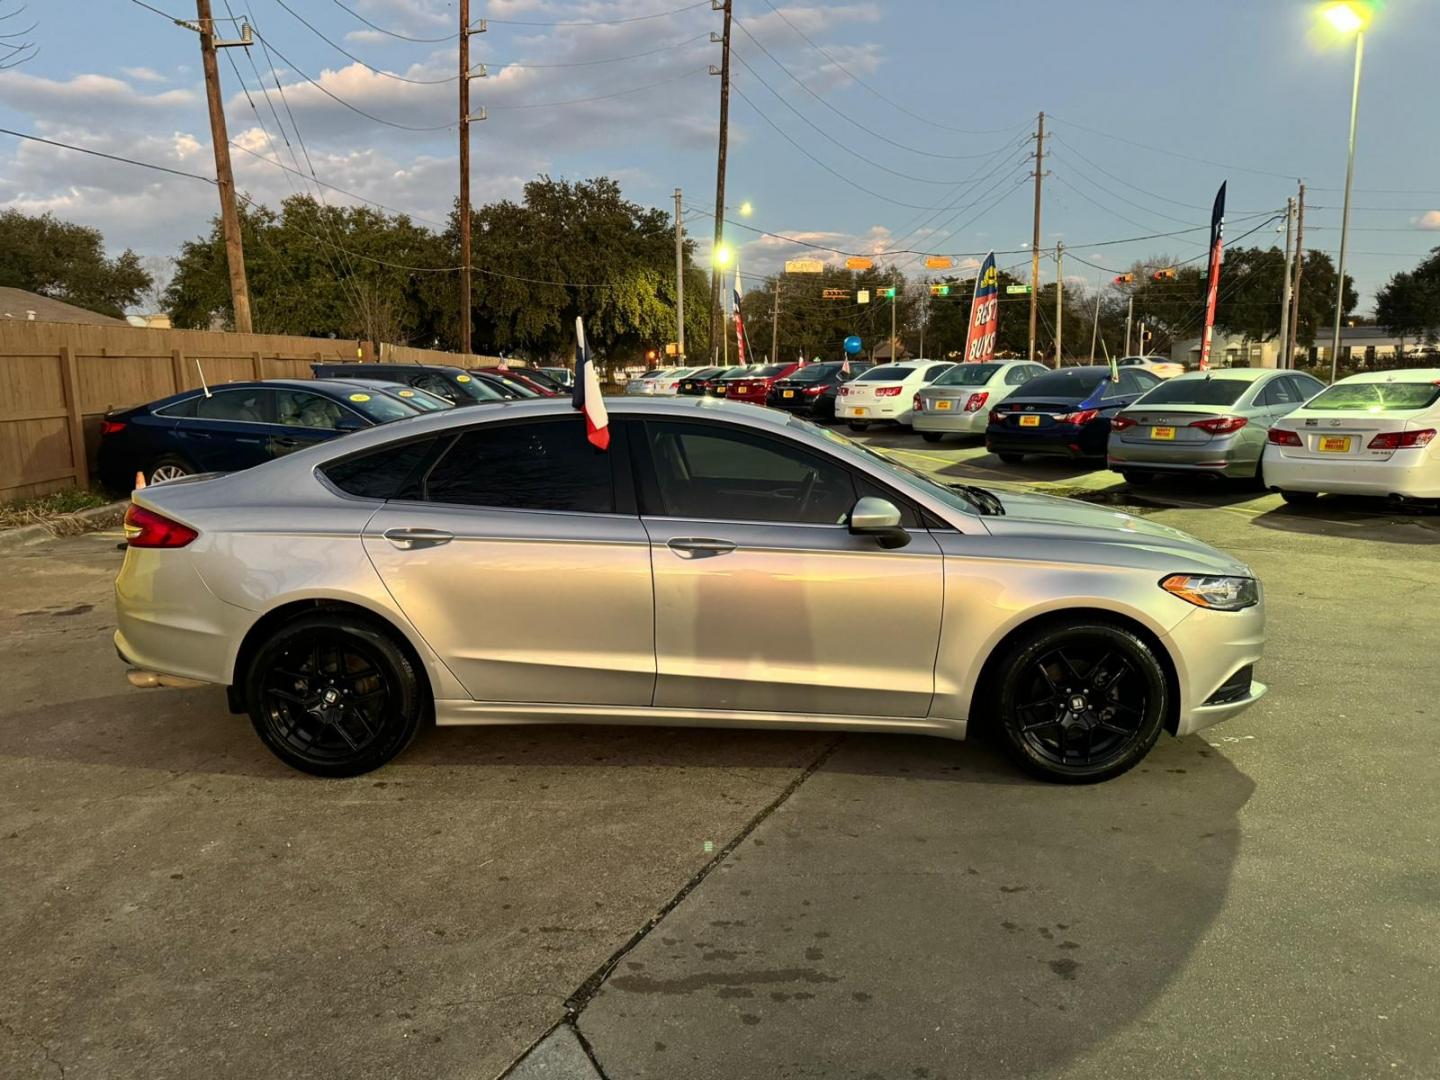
[943,482,1006,516]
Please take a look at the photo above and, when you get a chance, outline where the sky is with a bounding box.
[2,0,1439,311]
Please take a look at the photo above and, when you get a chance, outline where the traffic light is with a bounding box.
[1152,267,1177,282]
[1113,273,1135,285]
[881,286,897,299]
[645,349,657,361]
[929,284,950,297]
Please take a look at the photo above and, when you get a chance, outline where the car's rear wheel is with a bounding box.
[994,621,1168,784]
[997,452,1025,465]
[245,614,423,777]
[1279,489,1317,504]
[921,432,943,443]
[848,421,870,432]
[147,455,193,485]
[1121,469,1156,486]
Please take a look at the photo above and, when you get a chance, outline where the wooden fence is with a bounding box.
[0,321,375,502]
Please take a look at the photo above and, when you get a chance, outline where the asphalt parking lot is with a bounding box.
[3,435,1438,1080]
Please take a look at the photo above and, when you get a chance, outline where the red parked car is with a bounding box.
[723,362,800,405]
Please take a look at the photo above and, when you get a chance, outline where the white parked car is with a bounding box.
[1117,355,1186,380]
[624,369,665,395]
[837,361,954,430]
[645,367,700,397]
[912,361,1049,441]
[1263,368,1440,503]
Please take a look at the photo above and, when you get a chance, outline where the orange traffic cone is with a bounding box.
[135,470,146,490]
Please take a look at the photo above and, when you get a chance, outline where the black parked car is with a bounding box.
[312,362,505,406]
[97,378,424,491]
[806,361,875,421]
[767,361,864,414]
[985,366,1161,463]
[677,367,726,395]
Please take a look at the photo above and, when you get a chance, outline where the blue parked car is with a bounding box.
[985,365,1162,463]
[97,378,425,491]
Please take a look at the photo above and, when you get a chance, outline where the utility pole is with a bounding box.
[1053,241,1063,365]
[457,4,486,359]
[708,0,733,361]
[195,0,252,333]
[1124,295,1134,356]
[1278,196,1295,370]
[1287,181,1306,370]
[770,277,780,364]
[673,188,685,362]
[918,284,927,359]
[890,276,898,363]
[1138,321,1146,358]
[1028,110,1045,363]
[1089,286,1101,362]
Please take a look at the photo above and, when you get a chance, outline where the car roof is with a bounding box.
[1165,368,1272,382]
[317,362,470,376]
[1335,367,1440,384]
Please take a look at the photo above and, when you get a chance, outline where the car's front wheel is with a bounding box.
[994,620,1168,783]
[245,613,424,777]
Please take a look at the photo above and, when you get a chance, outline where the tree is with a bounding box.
[1375,248,1440,355]
[0,209,152,316]
[740,265,922,365]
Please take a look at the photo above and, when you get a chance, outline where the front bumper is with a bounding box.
[1162,598,1267,737]
[1263,448,1440,499]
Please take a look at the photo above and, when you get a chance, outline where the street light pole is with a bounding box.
[673,188,685,363]
[1330,29,1364,382]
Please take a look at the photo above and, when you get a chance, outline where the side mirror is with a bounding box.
[848,496,910,549]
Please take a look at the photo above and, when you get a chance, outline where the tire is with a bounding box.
[993,620,1168,784]
[997,452,1025,465]
[147,455,193,485]
[1279,489,1317,505]
[245,613,424,777]
[1121,469,1156,486]
[921,432,943,443]
[848,421,870,432]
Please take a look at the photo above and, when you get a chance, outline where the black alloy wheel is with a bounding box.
[246,614,423,777]
[995,621,1167,783]
[921,432,943,443]
[997,452,1025,465]
[1279,489,1318,505]
[1121,469,1156,486]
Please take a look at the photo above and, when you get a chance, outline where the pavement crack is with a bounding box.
[0,1017,65,1079]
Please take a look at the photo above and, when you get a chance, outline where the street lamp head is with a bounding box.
[1320,2,1371,34]
[738,201,754,217]
[714,243,734,268]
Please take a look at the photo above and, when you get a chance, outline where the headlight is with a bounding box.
[1160,574,1259,611]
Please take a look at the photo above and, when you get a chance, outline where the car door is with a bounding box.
[361,416,655,706]
[272,388,361,458]
[174,387,277,472]
[635,417,943,718]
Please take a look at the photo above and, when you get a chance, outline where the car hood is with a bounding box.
[978,489,1252,576]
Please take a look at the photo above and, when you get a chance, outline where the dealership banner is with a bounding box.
[1197,182,1227,371]
[962,252,1000,362]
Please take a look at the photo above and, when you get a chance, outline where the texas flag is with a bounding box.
[572,317,610,450]
[733,265,749,367]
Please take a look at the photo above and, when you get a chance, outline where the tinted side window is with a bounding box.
[1005,365,1035,385]
[1260,378,1299,406]
[424,419,613,513]
[276,390,347,429]
[1289,375,1324,402]
[154,395,199,418]
[323,438,437,500]
[194,388,273,422]
[411,373,458,401]
[642,420,855,525]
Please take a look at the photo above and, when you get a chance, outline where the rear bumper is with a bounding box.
[1263,448,1440,499]
[113,548,247,685]
[838,402,912,423]
[913,409,989,433]
[1107,435,1259,478]
[986,427,1102,458]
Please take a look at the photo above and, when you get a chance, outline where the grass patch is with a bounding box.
[0,488,115,531]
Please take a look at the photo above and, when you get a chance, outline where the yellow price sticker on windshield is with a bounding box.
[397,389,415,397]
[348,393,371,402]
[456,374,472,382]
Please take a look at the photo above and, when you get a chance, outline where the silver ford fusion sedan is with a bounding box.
[114,397,1267,784]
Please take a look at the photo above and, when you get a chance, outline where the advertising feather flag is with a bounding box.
[1197,182,1227,372]
[572,317,610,451]
[962,252,1000,363]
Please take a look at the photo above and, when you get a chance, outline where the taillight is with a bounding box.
[839,386,850,397]
[1191,416,1249,435]
[803,384,825,396]
[100,419,127,436]
[964,392,989,412]
[1059,409,1099,425]
[1268,428,1302,446]
[990,407,1008,425]
[124,504,198,549]
[913,394,924,411]
[1368,428,1436,450]
[1110,415,1138,431]
[876,386,903,397]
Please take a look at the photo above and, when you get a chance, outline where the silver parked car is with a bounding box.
[913,361,1049,441]
[114,397,1267,784]
[1107,368,1325,484]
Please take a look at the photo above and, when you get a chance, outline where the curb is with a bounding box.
[0,501,128,554]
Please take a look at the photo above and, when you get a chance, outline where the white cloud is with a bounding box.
[121,66,168,83]
[1413,211,1440,230]
[343,30,389,46]
[0,71,197,115]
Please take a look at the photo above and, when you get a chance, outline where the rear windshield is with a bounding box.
[751,364,790,378]
[1307,381,1440,411]
[787,364,840,383]
[933,363,1003,387]
[1017,370,1106,398]
[1138,377,1249,406]
[854,366,913,382]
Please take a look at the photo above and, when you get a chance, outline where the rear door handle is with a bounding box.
[383,527,455,550]
[667,537,737,558]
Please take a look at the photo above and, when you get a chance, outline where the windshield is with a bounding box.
[454,374,507,401]
[795,418,983,519]
[1018,370,1107,399]
[1306,381,1440,412]
[854,366,913,382]
[379,385,452,412]
[787,364,839,384]
[342,392,419,424]
[1137,376,1250,406]
[933,363,1003,387]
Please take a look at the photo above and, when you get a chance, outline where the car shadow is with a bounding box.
[578,729,1255,1079]
[1249,497,1440,544]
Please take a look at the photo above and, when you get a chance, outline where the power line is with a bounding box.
[484,0,711,26]
[1048,152,1201,228]
[499,32,711,69]
[0,125,216,183]
[272,0,459,84]
[1051,170,1187,234]
[326,0,451,43]
[758,0,1016,137]
[1048,115,1301,181]
[487,68,708,111]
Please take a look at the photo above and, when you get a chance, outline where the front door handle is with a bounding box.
[667,537,737,558]
[383,527,455,550]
